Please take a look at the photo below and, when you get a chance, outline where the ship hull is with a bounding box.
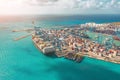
[32,38,54,55]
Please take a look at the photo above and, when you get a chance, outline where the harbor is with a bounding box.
[1,0,120,79]
[18,22,120,64]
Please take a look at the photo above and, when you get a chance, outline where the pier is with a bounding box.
[12,28,34,32]
[14,34,32,41]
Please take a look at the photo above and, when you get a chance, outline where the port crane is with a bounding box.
[94,33,103,44]
[103,36,114,50]
[13,21,36,41]
[115,27,120,38]
[12,21,64,41]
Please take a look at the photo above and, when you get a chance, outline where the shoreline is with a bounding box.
[84,53,120,64]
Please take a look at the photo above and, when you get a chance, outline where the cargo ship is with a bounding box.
[32,34,56,55]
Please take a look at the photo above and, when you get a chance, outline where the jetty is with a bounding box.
[12,28,34,32]
[14,34,32,41]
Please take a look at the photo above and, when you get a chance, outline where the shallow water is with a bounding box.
[0,15,120,80]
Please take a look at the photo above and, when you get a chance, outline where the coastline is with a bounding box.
[84,53,120,64]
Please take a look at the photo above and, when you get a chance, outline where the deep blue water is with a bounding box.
[0,15,120,80]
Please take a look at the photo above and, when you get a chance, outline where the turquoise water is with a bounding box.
[0,15,120,80]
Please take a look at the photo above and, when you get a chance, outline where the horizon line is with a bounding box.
[0,14,120,17]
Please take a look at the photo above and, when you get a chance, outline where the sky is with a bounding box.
[0,0,120,15]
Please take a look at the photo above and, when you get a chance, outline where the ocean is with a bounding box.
[0,14,120,80]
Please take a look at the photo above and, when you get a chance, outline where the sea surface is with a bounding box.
[0,14,120,80]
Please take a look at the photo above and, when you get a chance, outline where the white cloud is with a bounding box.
[28,0,120,9]
[27,0,58,6]
[0,0,120,15]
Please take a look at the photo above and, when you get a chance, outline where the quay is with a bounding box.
[80,22,120,41]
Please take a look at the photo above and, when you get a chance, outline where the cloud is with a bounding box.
[0,0,120,15]
[27,0,59,6]
[27,0,120,9]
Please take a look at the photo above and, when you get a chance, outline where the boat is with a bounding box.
[32,35,56,55]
